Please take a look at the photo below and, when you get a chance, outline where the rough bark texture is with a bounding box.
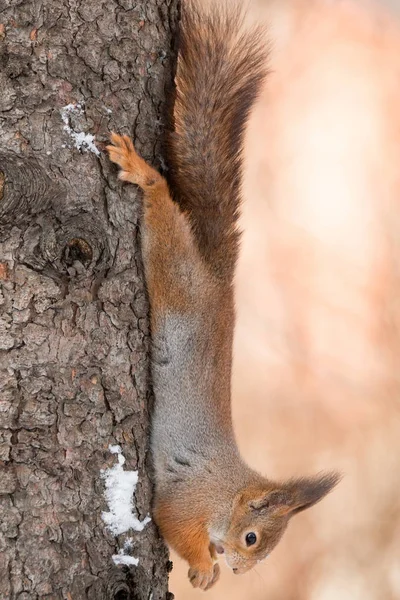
[0,0,179,598]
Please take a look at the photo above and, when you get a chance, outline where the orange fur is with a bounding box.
[107,133,210,321]
[155,499,219,590]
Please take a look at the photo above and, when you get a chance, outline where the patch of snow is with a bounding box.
[112,554,139,567]
[60,102,100,156]
[70,131,100,156]
[123,537,133,550]
[112,536,139,566]
[101,444,151,536]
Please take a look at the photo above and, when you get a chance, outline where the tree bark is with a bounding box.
[0,0,178,598]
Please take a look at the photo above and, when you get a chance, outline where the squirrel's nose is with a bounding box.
[233,568,238,574]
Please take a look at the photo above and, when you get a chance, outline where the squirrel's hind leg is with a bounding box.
[107,133,212,325]
[107,133,160,189]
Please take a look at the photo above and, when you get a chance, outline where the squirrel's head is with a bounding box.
[212,472,340,574]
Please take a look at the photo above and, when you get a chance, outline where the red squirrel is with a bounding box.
[107,1,340,591]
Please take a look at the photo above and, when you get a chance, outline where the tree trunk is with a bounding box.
[0,0,178,598]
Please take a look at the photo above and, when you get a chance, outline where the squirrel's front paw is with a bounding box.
[188,562,220,591]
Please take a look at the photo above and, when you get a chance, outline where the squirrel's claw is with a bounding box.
[188,562,220,591]
[106,132,160,189]
[106,132,136,180]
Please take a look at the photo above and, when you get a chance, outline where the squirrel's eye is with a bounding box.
[245,532,257,546]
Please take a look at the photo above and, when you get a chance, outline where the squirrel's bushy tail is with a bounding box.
[166,1,268,282]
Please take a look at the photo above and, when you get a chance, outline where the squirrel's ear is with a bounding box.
[249,472,341,517]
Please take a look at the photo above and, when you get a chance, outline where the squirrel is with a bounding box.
[107,1,340,591]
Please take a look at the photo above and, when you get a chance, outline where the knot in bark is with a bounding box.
[0,152,64,228]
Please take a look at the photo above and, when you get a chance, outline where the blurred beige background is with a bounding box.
[170,0,400,598]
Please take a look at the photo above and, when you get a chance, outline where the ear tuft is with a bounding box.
[249,471,341,517]
[287,471,342,515]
